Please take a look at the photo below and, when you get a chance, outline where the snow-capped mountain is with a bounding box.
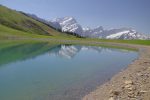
[49,17,149,40]
[24,13,149,40]
[50,17,83,35]
[105,29,148,39]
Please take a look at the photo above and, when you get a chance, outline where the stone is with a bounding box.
[125,80,133,85]
[127,87,133,91]
[111,90,120,96]
[109,97,115,100]
[125,84,132,88]
[140,90,147,93]
[137,73,143,76]
[128,91,134,94]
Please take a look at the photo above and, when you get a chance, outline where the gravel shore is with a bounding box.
[83,44,150,100]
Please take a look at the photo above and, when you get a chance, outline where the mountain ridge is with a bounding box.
[49,17,149,40]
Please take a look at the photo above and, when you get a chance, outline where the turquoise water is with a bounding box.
[0,44,138,100]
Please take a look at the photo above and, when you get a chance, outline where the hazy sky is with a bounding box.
[0,0,150,34]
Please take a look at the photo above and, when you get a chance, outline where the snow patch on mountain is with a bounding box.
[106,30,130,39]
[50,17,83,35]
[83,26,104,38]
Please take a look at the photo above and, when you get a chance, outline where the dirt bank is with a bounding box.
[83,43,150,100]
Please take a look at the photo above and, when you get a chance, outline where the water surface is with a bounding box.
[0,43,138,100]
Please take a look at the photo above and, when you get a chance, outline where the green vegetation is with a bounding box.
[0,24,73,39]
[88,38,150,45]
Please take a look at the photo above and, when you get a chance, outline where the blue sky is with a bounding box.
[0,0,150,34]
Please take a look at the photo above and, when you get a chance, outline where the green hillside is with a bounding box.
[0,5,71,36]
[0,24,74,39]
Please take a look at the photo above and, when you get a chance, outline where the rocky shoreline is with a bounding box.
[83,44,150,100]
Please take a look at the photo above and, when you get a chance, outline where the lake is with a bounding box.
[0,43,138,100]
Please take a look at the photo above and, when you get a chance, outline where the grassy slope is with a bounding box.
[0,24,76,40]
[0,5,75,37]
